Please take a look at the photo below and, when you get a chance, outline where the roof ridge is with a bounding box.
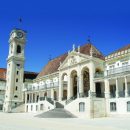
[106,44,130,56]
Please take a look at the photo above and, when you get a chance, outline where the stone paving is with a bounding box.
[0,112,130,130]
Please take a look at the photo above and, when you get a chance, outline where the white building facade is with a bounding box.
[2,28,130,118]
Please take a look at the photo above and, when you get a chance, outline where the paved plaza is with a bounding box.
[0,112,129,130]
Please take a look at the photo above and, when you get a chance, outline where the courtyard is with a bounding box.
[0,112,129,130]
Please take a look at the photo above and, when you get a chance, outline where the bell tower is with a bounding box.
[4,29,26,112]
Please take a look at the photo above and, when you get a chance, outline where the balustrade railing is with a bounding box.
[27,82,59,91]
[94,72,104,78]
[79,92,89,98]
[96,93,105,98]
[39,96,54,105]
[65,95,77,105]
[107,65,130,76]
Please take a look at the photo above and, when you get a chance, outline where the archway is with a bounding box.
[54,91,57,100]
[82,67,90,96]
[62,73,68,100]
[71,70,77,97]
[44,92,47,97]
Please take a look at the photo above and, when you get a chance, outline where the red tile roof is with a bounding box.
[107,44,130,56]
[37,43,105,78]
[0,68,38,81]
[37,53,68,78]
[0,68,6,81]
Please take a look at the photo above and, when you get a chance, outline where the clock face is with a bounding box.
[17,32,23,38]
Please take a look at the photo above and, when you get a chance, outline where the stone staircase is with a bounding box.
[35,101,76,118]
[12,103,25,113]
[35,108,76,118]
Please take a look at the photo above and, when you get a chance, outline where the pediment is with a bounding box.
[58,51,90,70]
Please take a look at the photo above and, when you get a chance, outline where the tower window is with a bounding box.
[16,86,18,91]
[17,71,19,75]
[17,45,21,54]
[14,95,18,98]
[17,64,20,67]
[16,78,18,82]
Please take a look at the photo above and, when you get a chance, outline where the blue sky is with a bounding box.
[0,0,130,72]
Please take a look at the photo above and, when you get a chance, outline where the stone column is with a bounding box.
[25,92,27,104]
[59,75,63,101]
[29,93,30,103]
[35,93,37,103]
[79,74,83,95]
[51,89,54,100]
[39,92,41,101]
[125,76,128,97]
[67,74,72,99]
[30,93,32,103]
[104,79,110,98]
[116,78,119,98]
[89,61,95,97]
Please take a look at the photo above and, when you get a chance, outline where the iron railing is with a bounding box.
[65,95,77,105]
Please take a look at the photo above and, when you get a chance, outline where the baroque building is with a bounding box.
[1,28,130,118]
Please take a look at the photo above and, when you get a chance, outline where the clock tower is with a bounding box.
[4,29,26,112]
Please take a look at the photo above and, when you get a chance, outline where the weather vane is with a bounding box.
[87,35,91,43]
[17,18,22,29]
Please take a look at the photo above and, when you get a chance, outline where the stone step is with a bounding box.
[35,108,77,118]
[55,102,64,108]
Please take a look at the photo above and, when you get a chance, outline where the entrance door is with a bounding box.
[54,91,57,100]
[96,83,101,97]
[63,90,67,100]
[110,85,116,98]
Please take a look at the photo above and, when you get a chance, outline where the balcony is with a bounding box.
[27,82,59,91]
[94,72,104,78]
[110,91,130,98]
[107,65,130,76]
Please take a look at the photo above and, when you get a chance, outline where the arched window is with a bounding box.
[31,105,33,111]
[110,102,116,112]
[14,95,18,98]
[40,104,44,110]
[79,102,85,112]
[36,105,38,111]
[127,101,130,112]
[17,45,21,54]
[15,86,18,91]
[26,105,28,112]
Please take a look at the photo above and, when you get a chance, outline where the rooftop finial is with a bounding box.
[90,45,93,57]
[73,44,75,51]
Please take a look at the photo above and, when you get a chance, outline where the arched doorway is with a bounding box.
[54,91,57,100]
[62,73,68,100]
[82,67,90,96]
[44,92,47,97]
[71,70,77,97]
